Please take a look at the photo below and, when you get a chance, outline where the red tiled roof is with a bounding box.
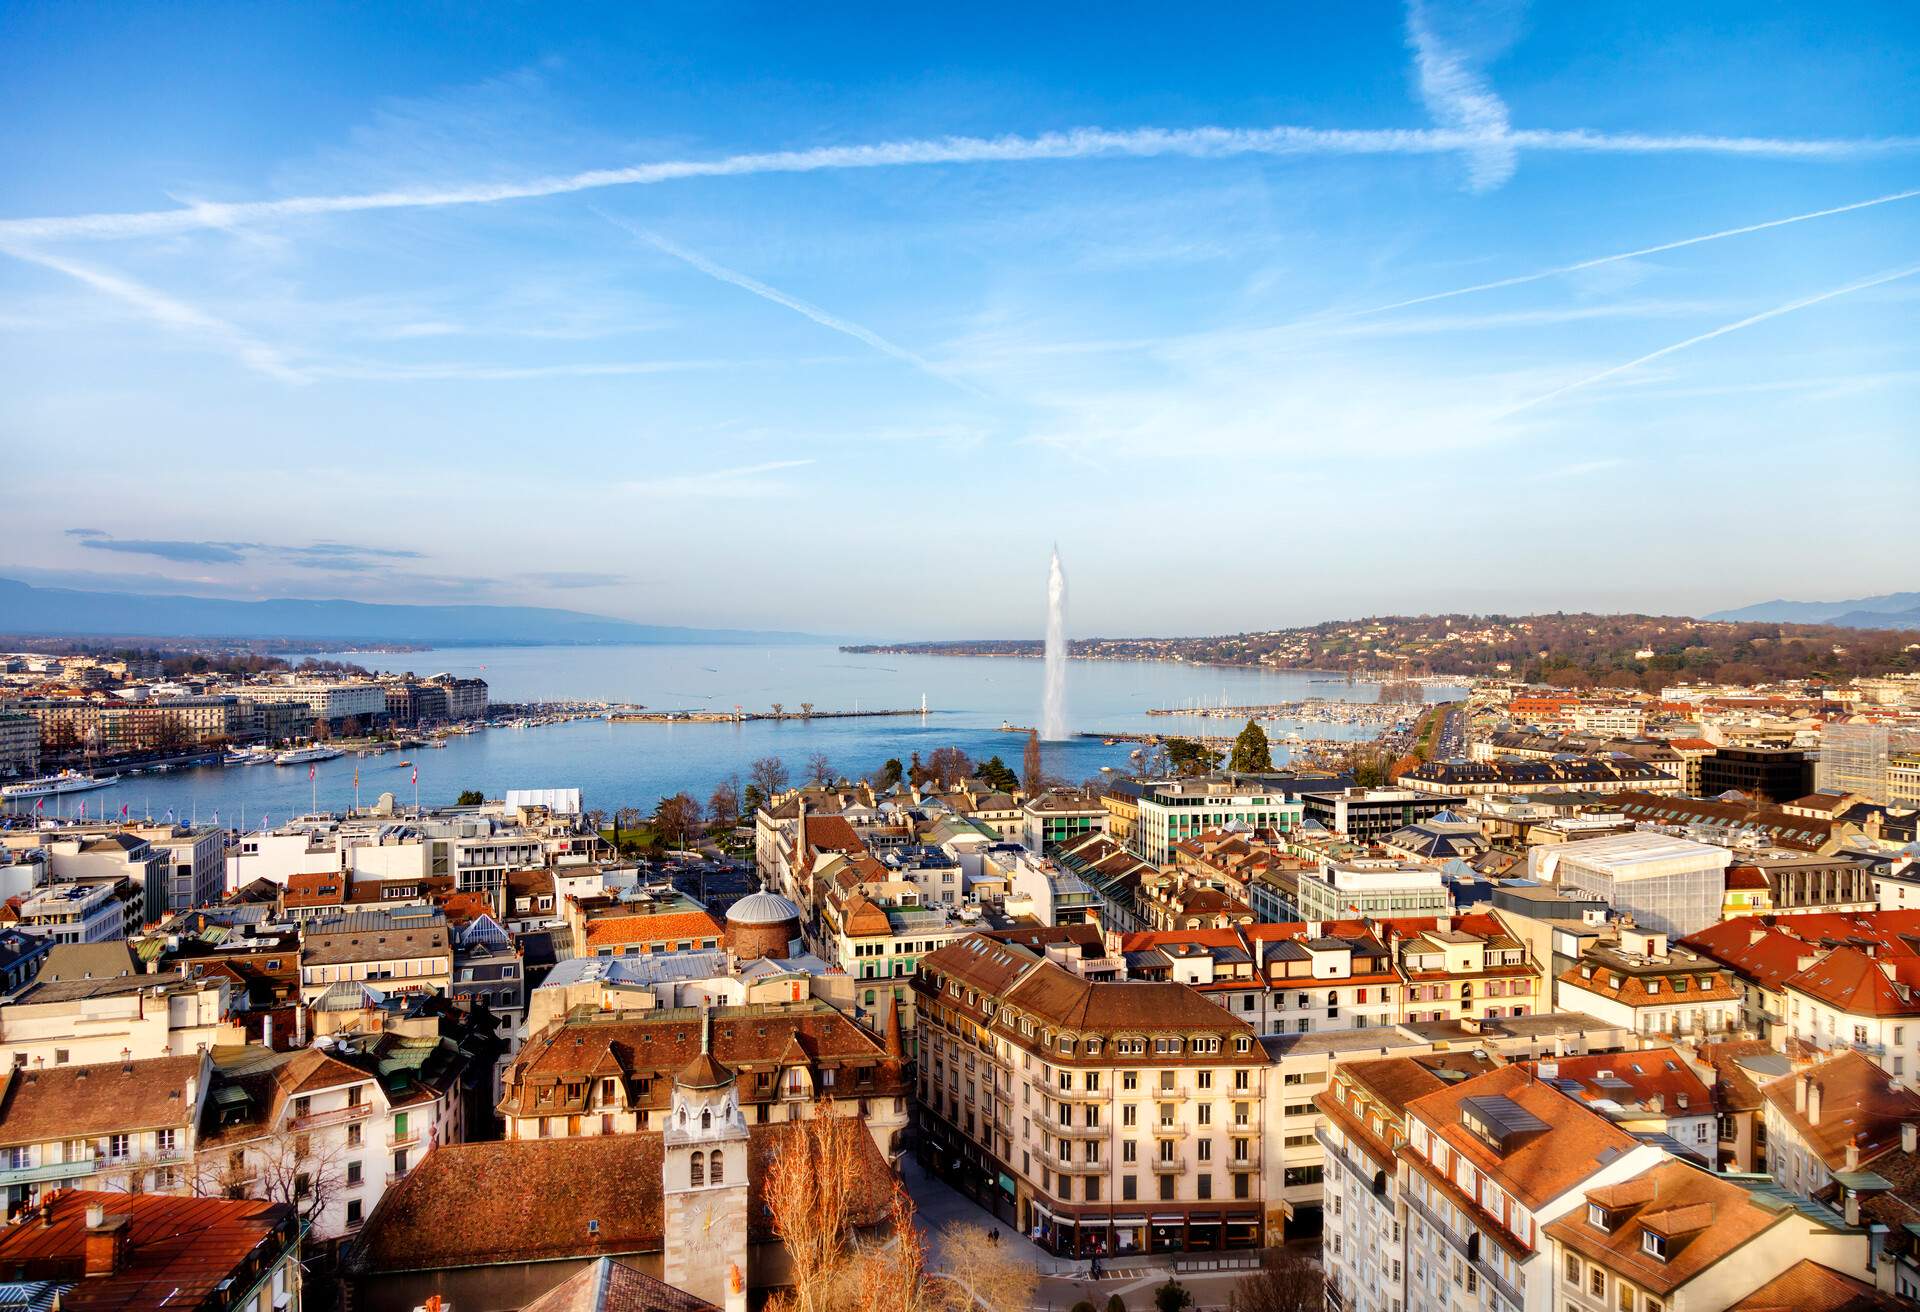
[583,910,724,950]
[0,1190,295,1312]
[1759,1050,1920,1170]
[1528,1048,1711,1116]
[1728,1259,1904,1312]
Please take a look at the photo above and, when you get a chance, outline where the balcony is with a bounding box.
[0,1158,95,1188]
[1149,1153,1186,1174]
[290,1103,372,1131]
[1151,1121,1187,1138]
[389,1127,420,1147]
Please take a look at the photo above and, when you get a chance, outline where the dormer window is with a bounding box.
[1642,1231,1668,1261]
[1589,1203,1612,1232]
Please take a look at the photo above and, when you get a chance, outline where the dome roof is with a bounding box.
[726,890,802,926]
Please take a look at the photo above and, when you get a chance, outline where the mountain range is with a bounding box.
[1705,592,1920,630]
[0,578,818,646]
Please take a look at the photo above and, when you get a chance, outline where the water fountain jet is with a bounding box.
[1043,546,1068,741]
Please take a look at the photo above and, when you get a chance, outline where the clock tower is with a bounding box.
[662,1008,749,1312]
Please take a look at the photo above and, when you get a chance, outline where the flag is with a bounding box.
[33,798,44,814]
[77,802,85,820]
[411,767,418,786]
[353,767,360,788]
[309,764,316,782]
[119,803,129,820]
[165,807,174,822]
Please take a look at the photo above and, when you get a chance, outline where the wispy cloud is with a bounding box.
[1346,186,1920,318]
[71,531,426,570]
[1406,1,1515,191]
[79,537,251,564]
[3,123,1913,245]
[601,213,978,395]
[1498,263,1920,417]
[623,458,816,499]
[1,245,307,383]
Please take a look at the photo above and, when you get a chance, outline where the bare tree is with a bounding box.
[926,745,972,789]
[652,793,704,849]
[1022,731,1043,795]
[771,702,785,718]
[751,755,791,799]
[808,752,834,786]
[763,1111,863,1312]
[934,1221,1039,1311]
[800,702,815,719]
[1228,1249,1323,1312]
[195,1129,346,1231]
[707,777,741,827]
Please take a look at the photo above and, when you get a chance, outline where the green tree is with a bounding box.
[1164,738,1222,776]
[1108,1297,1128,1312]
[875,757,904,790]
[1229,718,1272,772]
[1154,1280,1193,1312]
[456,789,485,806]
[973,755,1018,792]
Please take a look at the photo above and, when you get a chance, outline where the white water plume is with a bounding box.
[1043,546,1069,741]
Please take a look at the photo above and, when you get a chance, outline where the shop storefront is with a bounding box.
[1031,1204,1264,1256]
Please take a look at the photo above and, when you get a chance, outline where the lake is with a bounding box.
[17,645,1462,827]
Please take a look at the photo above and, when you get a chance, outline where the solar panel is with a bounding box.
[1461,1094,1549,1147]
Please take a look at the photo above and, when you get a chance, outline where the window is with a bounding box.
[1565,1254,1580,1286]
[346,1160,362,1185]
[1123,1175,1138,1200]
[1588,1203,1611,1232]
[710,1151,724,1184]
[691,1151,706,1187]
[1591,1269,1606,1297]
[1642,1232,1668,1261]
[346,1198,363,1226]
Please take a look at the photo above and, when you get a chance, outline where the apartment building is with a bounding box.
[0,1052,210,1214]
[1524,1049,1715,1162]
[298,909,453,1002]
[1318,1053,1490,1312]
[1133,779,1305,866]
[1685,911,1920,1080]
[1553,930,1742,1041]
[1760,1051,1920,1202]
[198,1031,476,1245]
[1019,789,1110,852]
[1295,857,1452,923]
[14,880,130,944]
[1390,917,1541,1026]
[914,934,1271,1257]
[498,1001,908,1158]
[1398,1065,1667,1312]
[1301,789,1468,844]
[1122,923,1403,1034]
[0,973,238,1068]
[1547,1158,1872,1312]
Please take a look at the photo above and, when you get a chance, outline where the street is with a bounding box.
[901,1156,1313,1311]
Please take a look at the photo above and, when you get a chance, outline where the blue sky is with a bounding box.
[1,2,1915,638]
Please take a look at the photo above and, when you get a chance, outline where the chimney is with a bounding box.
[1808,1079,1823,1126]
[1904,1123,1917,1155]
[1846,1141,1862,1172]
[83,1207,129,1278]
[1795,1074,1809,1114]
[1845,1188,1861,1228]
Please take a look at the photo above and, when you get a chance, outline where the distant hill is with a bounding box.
[849,610,1920,687]
[1707,592,1920,627]
[0,578,817,646]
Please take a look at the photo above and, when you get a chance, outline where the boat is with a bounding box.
[396,758,412,767]
[275,745,344,766]
[2,770,121,799]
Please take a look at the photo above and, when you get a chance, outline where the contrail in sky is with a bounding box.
[1498,262,1920,417]
[0,123,1913,244]
[1346,186,1920,318]
[1,243,306,382]
[602,212,978,394]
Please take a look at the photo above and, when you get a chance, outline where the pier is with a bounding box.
[610,707,931,725]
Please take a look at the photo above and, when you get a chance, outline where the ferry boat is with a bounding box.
[223,747,273,767]
[274,745,345,766]
[2,770,121,800]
